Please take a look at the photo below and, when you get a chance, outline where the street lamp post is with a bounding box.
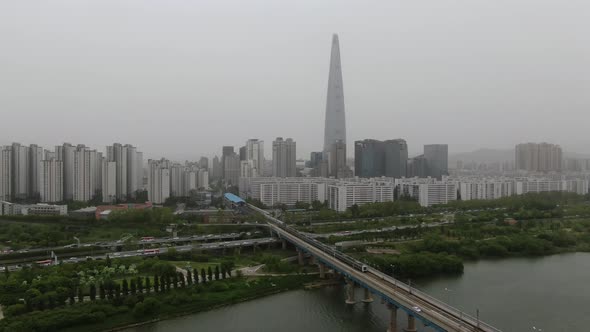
[390,264,396,289]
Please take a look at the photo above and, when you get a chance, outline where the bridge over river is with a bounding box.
[248,204,501,332]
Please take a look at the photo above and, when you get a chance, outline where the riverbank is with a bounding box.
[87,275,318,332]
[0,275,317,332]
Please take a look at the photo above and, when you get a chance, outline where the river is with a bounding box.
[124,253,590,332]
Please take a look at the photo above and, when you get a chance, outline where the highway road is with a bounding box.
[2,231,259,256]
[2,237,279,272]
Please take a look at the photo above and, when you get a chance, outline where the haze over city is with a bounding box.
[2,0,590,160]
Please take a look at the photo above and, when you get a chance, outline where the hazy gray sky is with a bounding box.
[1,0,589,160]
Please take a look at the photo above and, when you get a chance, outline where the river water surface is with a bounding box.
[125,253,590,332]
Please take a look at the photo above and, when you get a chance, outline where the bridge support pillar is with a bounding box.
[345,278,356,304]
[361,288,373,303]
[319,263,326,279]
[403,315,417,332]
[297,249,305,266]
[281,239,287,250]
[386,304,398,332]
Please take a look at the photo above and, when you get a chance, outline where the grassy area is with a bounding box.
[0,275,317,332]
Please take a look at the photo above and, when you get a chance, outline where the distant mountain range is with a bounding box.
[450,148,590,164]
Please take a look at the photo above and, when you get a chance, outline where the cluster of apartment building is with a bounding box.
[213,138,298,186]
[0,143,143,204]
[355,141,449,180]
[456,176,588,200]
[239,175,589,212]
[239,177,457,211]
[515,143,563,172]
[147,159,209,204]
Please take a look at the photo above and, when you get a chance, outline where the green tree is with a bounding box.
[172,273,178,289]
[106,255,112,268]
[99,283,105,300]
[122,279,129,296]
[201,268,207,283]
[145,276,151,294]
[130,278,137,295]
[214,265,220,280]
[68,288,75,305]
[153,274,160,293]
[114,284,121,299]
[107,282,114,300]
[89,284,96,301]
[207,266,213,281]
[179,272,186,288]
[77,287,84,303]
[136,276,143,293]
[161,275,167,291]
[186,269,192,286]
[193,268,199,284]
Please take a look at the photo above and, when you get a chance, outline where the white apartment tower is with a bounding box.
[102,160,117,203]
[147,159,170,204]
[40,158,63,203]
[245,139,265,176]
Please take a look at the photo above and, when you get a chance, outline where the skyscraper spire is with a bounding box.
[323,33,346,154]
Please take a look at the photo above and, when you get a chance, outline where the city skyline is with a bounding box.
[2,1,590,160]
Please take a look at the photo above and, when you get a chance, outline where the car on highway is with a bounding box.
[68,257,77,261]
[412,306,422,313]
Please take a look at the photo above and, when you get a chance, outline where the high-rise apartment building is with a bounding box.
[169,164,184,197]
[354,139,408,178]
[110,143,128,199]
[221,146,235,181]
[126,144,138,196]
[11,143,30,200]
[223,153,240,186]
[328,140,350,178]
[211,156,222,179]
[40,158,63,203]
[0,146,12,201]
[102,160,117,203]
[59,143,76,200]
[72,145,100,202]
[515,143,563,172]
[198,157,209,170]
[136,151,144,191]
[272,137,296,178]
[147,159,170,204]
[424,144,448,179]
[245,139,265,176]
[197,168,209,189]
[29,144,43,198]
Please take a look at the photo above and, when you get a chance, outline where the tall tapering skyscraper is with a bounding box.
[323,34,348,178]
[323,34,346,154]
